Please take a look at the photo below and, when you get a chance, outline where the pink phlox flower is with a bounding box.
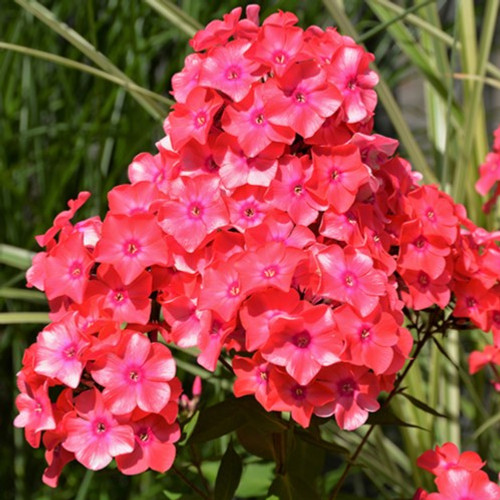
[476,152,500,196]
[406,186,458,245]
[305,110,353,146]
[417,442,485,477]
[196,314,235,371]
[245,24,306,77]
[74,215,102,248]
[261,304,343,385]
[266,367,334,428]
[128,151,177,194]
[398,220,450,279]
[167,87,223,150]
[233,352,274,411]
[350,132,398,169]
[198,260,246,322]
[14,380,56,448]
[35,191,91,248]
[317,244,387,317]
[34,312,90,388]
[244,212,316,249]
[334,305,399,374]
[319,206,365,246]
[312,143,370,213]
[234,241,305,294]
[265,155,327,225]
[179,135,220,177]
[108,181,162,216]
[94,213,169,285]
[43,232,93,304]
[91,332,176,415]
[115,413,180,475]
[315,363,380,430]
[221,82,295,157]
[239,288,301,351]
[190,7,243,51]
[327,45,379,123]
[469,344,500,375]
[26,251,47,291]
[41,389,75,487]
[158,175,228,252]
[63,389,134,470]
[213,132,281,189]
[171,53,204,103]
[87,265,152,325]
[267,61,342,138]
[427,469,500,500]
[225,185,270,231]
[400,268,451,311]
[199,39,262,102]
[452,278,497,331]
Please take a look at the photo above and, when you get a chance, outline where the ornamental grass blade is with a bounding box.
[0,312,49,324]
[0,42,173,107]
[0,244,34,270]
[142,0,202,38]
[14,0,168,121]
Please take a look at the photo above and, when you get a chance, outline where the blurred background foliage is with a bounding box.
[1,1,499,499]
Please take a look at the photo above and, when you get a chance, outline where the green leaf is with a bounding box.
[188,398,248,443]
[399,392,448,418]
[178,410,199,446]
[236,423,276,460]
[214,441,243,500]
[235,463,275,498]
[268,473,320,500]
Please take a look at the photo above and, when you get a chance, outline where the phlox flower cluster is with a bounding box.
[14,4,500,485]
[414,443,500,499]
[476,124,500,213]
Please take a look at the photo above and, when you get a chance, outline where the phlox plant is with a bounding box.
[6,3,500,500]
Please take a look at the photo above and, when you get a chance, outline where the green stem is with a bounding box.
[172,464,211,500]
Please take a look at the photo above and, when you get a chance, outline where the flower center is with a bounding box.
[64,345,76,358]
[274,52,286,65]
[466,297,477,308]
[295,92,306,103]
[360,328,370,340]
[129,370,140,382]
[344,274,355,287]
[262,266,277,278]
[125,240,140,256]
[418,272,429,286]
[226,66,240,80]
[293,385,306,400]
[96,422,106,433]
[244,207,255,218]
[294,330,311,348]
[294,184,303,195]
[255,114,265,125]
[195,112,207,127]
